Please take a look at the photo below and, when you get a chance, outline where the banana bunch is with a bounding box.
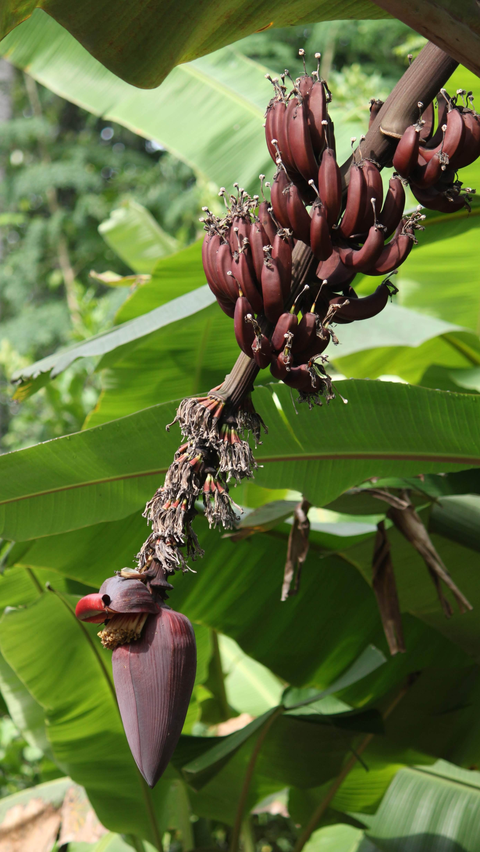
[392,89,478,211]
[201,54,479,403]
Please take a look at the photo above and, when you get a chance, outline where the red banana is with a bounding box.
[423,91,449,150]
[258,200,277,244]
[419,100,435,142]
[328,280,397,321]
[294,330,330,363]
[316,248,357,290]
[270,167,292,230]
[449,110,480,169]
[287,96,319,183]
[307,80,327,157]
[252,333,273,368]
[310,202,332,261]
[365,220,415,275]
[261,253,285,324]
[271,312,298,351]
[378,176,405,239]
[392,124,420,179]
[234,295,256,356]
[285,181,312,244]
[215,242,238,301]
[338,222,385,272]
[418,106,464,164]
[318,147,342,227]
[273,231,293,300]
[231,245,263,314]
[250,220,269,282]
[338,163,367,239]
[270,351,289,380]
[411,183,470,213]
[361,160,383,231]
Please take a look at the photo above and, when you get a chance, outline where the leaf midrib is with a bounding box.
[1,450,480,506]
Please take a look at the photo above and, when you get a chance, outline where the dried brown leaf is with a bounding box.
[281,499,311,601]
[372,521,406,655]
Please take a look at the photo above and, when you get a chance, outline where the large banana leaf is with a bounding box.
[1,381,480,541]
[0,12,364,191]
[98,200,179,273]
[2,511,470,697]
[367,760,480,851]
[0,4,387,89]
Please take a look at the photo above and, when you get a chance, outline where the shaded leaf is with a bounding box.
[0,3,387,89]
[303,824,377,852]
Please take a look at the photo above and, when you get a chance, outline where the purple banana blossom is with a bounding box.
[76,572,196,787]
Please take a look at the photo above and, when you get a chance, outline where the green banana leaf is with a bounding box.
[303,824,377,851]
[3,510,470,698]
[1,382,480,542]
[367,760,480,851]
[0,776,74,821]
[429,494,480,552]
[98,200,178,273]
[0,4,387,89]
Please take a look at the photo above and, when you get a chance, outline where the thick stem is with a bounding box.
[215,42,458,409]
[343,42,458,183]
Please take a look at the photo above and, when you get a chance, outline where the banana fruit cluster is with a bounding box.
[392,89,478,211]
[201,55,479,402]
